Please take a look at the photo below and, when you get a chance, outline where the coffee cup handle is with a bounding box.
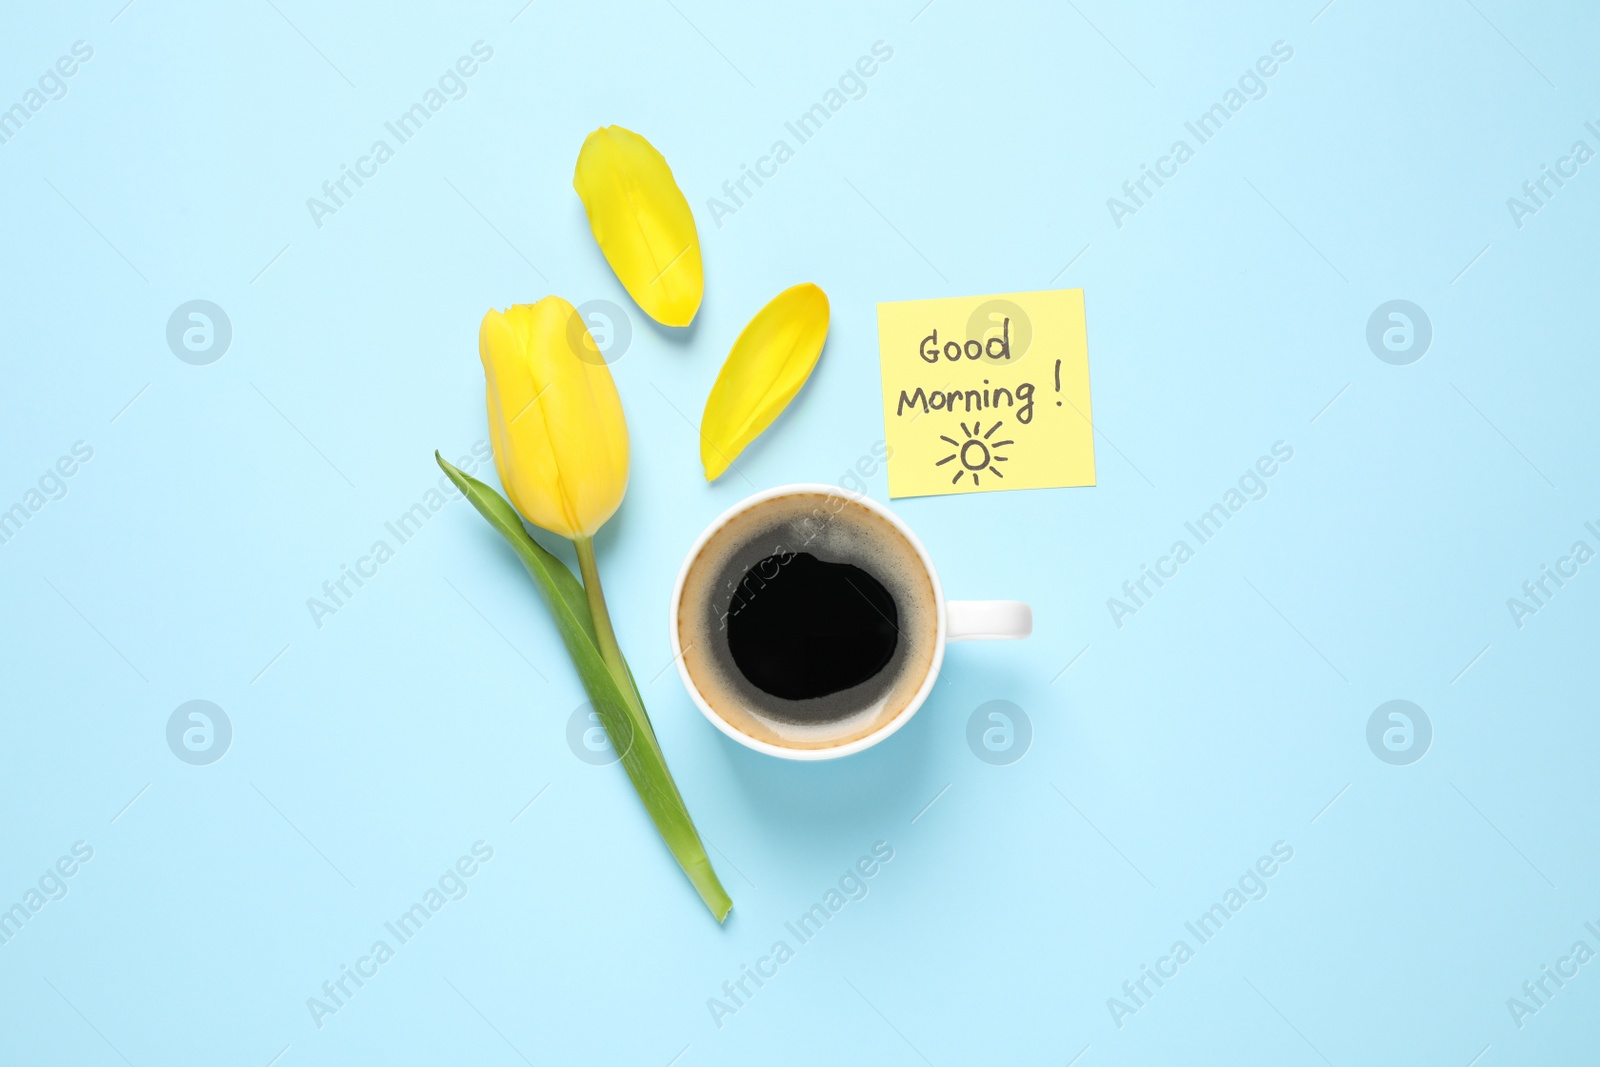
[946,601,1032,642]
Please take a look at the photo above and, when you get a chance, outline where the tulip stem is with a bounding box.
[573,536,638,714]
[570,533,730,921]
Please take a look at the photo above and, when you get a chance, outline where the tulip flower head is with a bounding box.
[479,297,630,540]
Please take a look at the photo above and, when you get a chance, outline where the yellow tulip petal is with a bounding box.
[700,284,829,481]
[573,126,703,327]
[480,297,630,538]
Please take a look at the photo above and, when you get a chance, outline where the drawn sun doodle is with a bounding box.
[936,421,1014,485]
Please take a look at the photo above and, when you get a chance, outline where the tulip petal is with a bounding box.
[480,297,629,539]
[573,126,703,327]
[700,283,829,481]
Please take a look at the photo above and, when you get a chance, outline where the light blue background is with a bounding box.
[2,0,1597,1063]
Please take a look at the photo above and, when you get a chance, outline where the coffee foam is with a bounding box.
[678,492,938,750]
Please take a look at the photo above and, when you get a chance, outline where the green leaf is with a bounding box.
[436,453,732,922]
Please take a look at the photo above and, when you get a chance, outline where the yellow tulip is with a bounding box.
[480,297,629,539]
[573,126,703,327]
[453,292,731,921]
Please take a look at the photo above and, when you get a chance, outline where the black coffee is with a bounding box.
[726,552,899,700]
[677,492,938,750]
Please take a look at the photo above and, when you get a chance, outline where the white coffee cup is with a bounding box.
[669,483,1031,760]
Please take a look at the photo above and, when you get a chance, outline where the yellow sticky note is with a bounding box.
[876,289,1095,499]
